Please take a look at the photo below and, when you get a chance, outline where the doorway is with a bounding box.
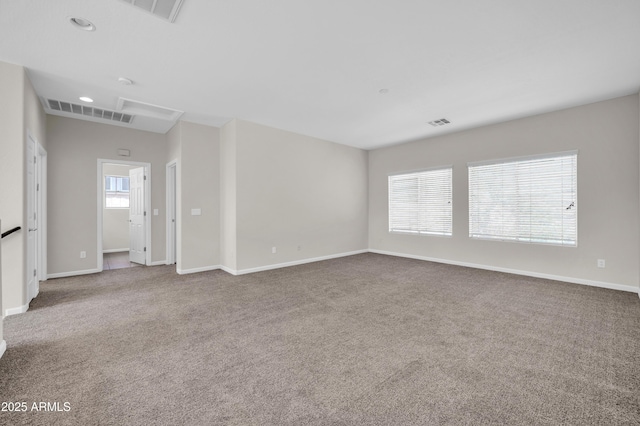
[97,159,151,271]
[103,252,143,271]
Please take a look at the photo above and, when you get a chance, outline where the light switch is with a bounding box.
[191,208,201,216]
[153,209,159,216]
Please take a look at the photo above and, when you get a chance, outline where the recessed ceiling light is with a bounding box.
[79,96,94,103]
[379,88,389,94]
[68,17,96,31]
[118,77,134,86]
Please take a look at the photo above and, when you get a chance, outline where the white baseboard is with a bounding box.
[47,268,101,279]
[5,303,29,317]
[150,260,167,266]
[220,265,238,275]
[29,287,39,302]
[177,265,221,275]
[231,249,369,276]
[0,340,6,360]
[369,249,639,294]
[102,248,129,253]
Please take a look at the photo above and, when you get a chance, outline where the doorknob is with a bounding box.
[28,228,37,232]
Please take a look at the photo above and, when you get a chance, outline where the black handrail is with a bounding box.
[1,226,21,239]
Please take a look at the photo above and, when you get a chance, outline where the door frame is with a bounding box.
[26,132,35,301]
[97,159,151,271]
[26,131,46,302]
[37,141,47,283]
[165,160,177,265]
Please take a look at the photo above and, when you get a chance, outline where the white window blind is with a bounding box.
[105,175,130,208]
[468,152,577,246]
[389,167,452,236]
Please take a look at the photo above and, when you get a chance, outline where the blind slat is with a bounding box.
[389,167,452,236]
[468,153,577,246]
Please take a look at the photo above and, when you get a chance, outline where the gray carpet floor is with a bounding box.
[1,253,639,425]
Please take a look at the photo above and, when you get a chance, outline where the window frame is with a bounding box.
[467,150,578,247]
[104,175,130,209]
[388,165,453,237]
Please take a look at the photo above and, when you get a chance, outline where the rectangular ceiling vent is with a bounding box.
[117,97,183,121]
[119,0,185,23]
[47,99,134,124]
[428,118,451,127]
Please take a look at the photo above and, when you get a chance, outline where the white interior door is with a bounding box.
[26,135,38,300]
[129,167,146,265]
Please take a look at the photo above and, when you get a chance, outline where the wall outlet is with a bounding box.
[80,251,86,259]
[597,259,605,268]
[272,246,277,254]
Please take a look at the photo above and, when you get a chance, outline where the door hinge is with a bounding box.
[144,247,147,252]
[33,269,37,277]
[33,156,36,164]
[37,183,40,191]
[144,211,147,216]
[144,175,147,181]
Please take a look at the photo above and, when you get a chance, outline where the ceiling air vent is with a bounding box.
[47,99,134,124]
[119,0,185,23]
[428,118,451,127]
[116,97,183,121]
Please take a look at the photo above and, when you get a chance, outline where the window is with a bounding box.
[105,175,130,208]
[468,152,577,246]
[388,167,452,236]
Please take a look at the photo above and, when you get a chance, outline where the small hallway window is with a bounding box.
[105,175,130,208]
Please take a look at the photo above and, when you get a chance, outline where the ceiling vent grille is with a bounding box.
[116,97,183,121]
[428,118,451,127]
[119,0,185,23]
[47,99,134,124]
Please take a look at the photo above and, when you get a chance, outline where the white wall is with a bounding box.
[0,62,24,314]
[47,116,167,275]
[166,121,220,274]
[0,62,46,315]
[369,94,640,290]
[102,163,134,252]
[220,119,237,270]
[228,119,368,272]
[179,122,220,272]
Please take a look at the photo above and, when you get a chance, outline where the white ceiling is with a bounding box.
[1,0,639,149]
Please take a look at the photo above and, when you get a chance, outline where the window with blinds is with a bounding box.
[388,167,452,236]
[105,175,130,208]
[468,152,577,246]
